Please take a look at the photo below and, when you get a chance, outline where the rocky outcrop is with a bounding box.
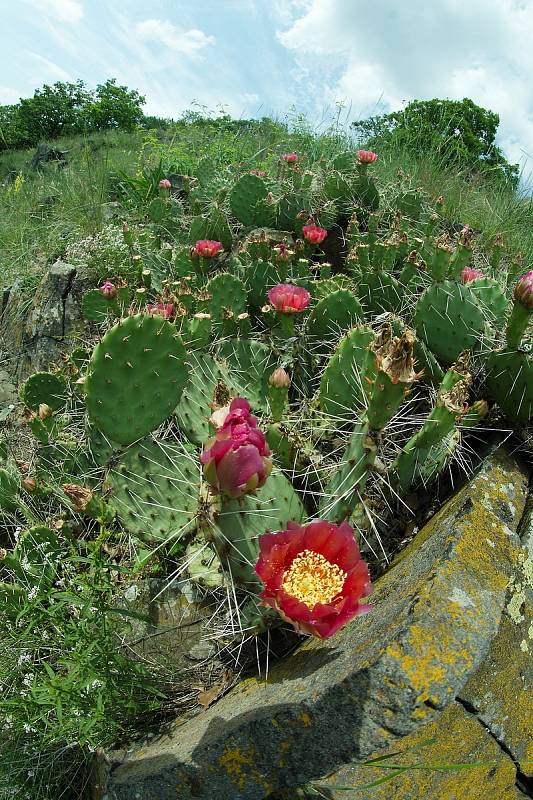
[0,260,92,380]
[99,447,531,800]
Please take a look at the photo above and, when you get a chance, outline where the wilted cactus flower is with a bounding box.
[250,169,267,177]
[255,519,372,638]
[302,224,328,245]
[514,270,533,310]
[201,398,272,499]
[159,178,172,189]
[357,149,378,164]
[99,280,116,300]
[282,152,298,163]
[193,240,224,258]
[461,266,485,284]
[146,302,174,319]
[267,284,310,313]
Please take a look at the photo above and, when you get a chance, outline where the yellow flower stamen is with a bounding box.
[282,549,346,608]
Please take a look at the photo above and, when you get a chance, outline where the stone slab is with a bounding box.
[102,448,529,800]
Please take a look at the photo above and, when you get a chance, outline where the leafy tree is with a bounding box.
[0,104,28,151]
[352,98,519,185]
[17,80,91,141]
[84,79,145,132]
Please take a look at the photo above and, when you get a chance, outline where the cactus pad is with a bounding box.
[230,173,272,227]
[306,289,362,342]
[414,280,488,363]
[86,313,188,446]
[20,372,67,412]
[485,349,533,426]
[175,353,232,445]
[319,327,376,420]
[107,436,200,544]
[358,271,404,316]
[216,338,276,413]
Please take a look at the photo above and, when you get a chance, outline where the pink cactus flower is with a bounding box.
[267,284,311,314]
[201,398,272,499]
[461,267,485,284]
[514,270,533,310]
[250,169,267,177]
[146,303,174,319]
[193,240,224,258]
[302,224,328,245]
[282,152,298,164]
[99,280,116,300]
[357,150,378,164]
[159,179,172,189]
[255,519,372,638]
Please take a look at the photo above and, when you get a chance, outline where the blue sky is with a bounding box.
[2,0,533,175]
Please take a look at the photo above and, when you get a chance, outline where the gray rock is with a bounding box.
[100,447,529,800]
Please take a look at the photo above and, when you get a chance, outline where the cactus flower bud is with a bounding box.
[273,243,292,263]
[21,476,37,493]
[267,284,310,313]
[514,270,533,310]
[193,240,224,258]
[302,224,328,245]
[357,150,378,164]
[461,266,485,284]
[38,403,53,420]
[159,178,172,189]
[201,398,272,499]
[0,547,6,561]
[255,519,372,638]
[282,152,298,163]
[269,368,291,389]
[99,280,117,300]
[146,303,174,319]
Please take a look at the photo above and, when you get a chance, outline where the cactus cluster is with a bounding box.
[2,147,531,645]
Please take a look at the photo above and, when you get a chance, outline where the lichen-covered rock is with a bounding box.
[317,701,521,800]
[101,448,529,800]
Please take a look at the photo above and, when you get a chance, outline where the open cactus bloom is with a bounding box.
[192,240,224,258]
[461,266,485,283]
[282,152,298,163]
[357,149,378,164]
[302,224,328,245]
[201,398,272,499]
[146,302,174,319]
[267,283,310,313]
[159,178,172,189]
[255,520,372,638]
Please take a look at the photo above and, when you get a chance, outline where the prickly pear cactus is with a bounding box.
[230,173,273,227]
[107,436,200,544]
[485,349,533,426]
[306,289,362,342]
[85,313,188,446]
[20,372,67,412]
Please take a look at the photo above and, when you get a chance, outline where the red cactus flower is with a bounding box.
[146,302,174,319]
[193,240,224,258]
[250,169,267,177]
[514,270,533,311]
[267,284,310,313]
[201,398,272,499]
[99,280,116,300]
[255,519,372,638]
[461,267,485,284]
[159,178,172,189]
[357,150,378,164]
[282,152,298,163]
[302,224,328,245]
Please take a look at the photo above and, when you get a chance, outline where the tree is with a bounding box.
[84,79,145,132]
[352,98,519,185]
[17,80,91,141]
[0,104,28,151]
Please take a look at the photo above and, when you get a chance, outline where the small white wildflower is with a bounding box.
[27,586,38,602]
[17,653,31,667]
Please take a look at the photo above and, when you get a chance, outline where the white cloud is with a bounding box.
[23,0,83,23]
[27,52,72,82]
[0,86,22,104]
[135,19,215,56]
[277,0,533,172]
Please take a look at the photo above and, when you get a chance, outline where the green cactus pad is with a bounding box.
[355,171,379,210]
[468,277,507,329]
[215,469,306,588]
[86,313,188,446]
[319,420,375,523]
[216,338,277,413]
[189,209,232,251]
[396,189,423,220]
[357,271,404,316]
[81,286,130,323]
[0,466,19,510]
[414,280,488,363]
[324,172,354,204]
[230,173,272,227]
[185,534,224,588]
[20,371,67,412]
[175,353,232,445]
[485,349,533,426]
[203,273,248,326]
[306,289,362,342]
[243,259,287,309]
[319,327,376,420]
[332,151,356,171]
[147,197,167,223]
[107,436,200,544]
